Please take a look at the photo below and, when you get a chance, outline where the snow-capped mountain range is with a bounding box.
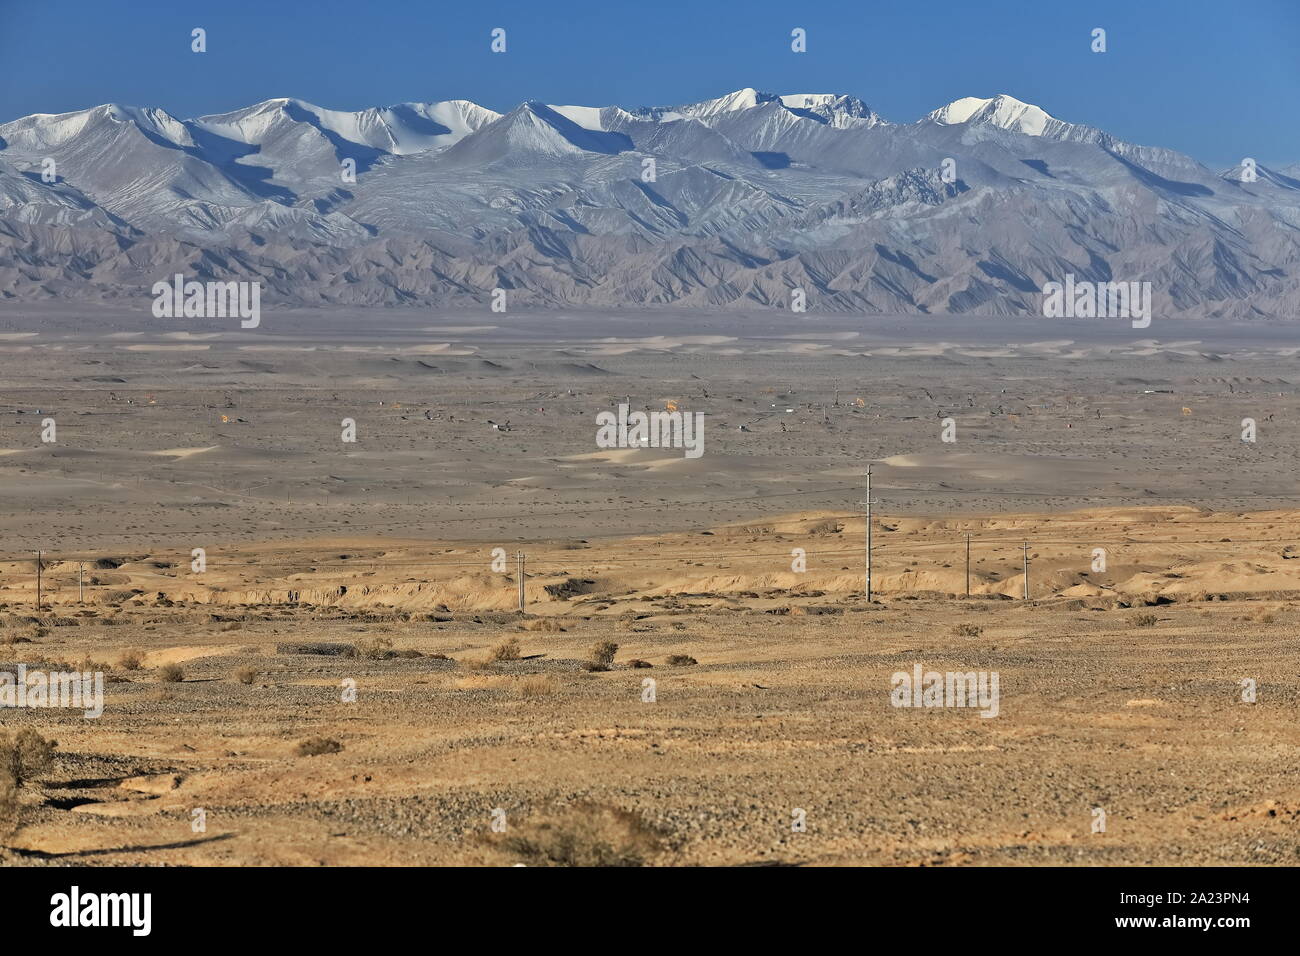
[1,88,1297,316]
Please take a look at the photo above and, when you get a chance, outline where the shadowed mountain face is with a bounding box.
[0,89,1296,317]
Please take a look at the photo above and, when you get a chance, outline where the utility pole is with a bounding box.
[516,550,525,611]
[860,466,880,603]
[1022,541,1029,600]
[35,550,41,612]
[965,533,971,598]
[79,562,84,603]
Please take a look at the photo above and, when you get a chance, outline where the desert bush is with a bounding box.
[587,640,619,667]
[295,736,343,757]
[118,651,143,671]
[234,666,258,685]
[953,623,983,638]
[497,804,661,867]
[159,663,185,683]
[580,661,610,673]
[517,674,559,697]
[489,637,521,662]
[520,618,565,632]
[1133,613,1158,628]
[0,777,16,839]
[626,659,653,669]
[2,624,45,645]
[356,636,394,660]
[0,728,55,788]
[665,654,698,666]
[0,729,55,841]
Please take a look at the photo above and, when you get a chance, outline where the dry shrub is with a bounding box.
[587,640,618,667]
[295,736,343,757]
[0,728,55,840]
[234,666,258,685]
[953,623,983,637]
[520,618,565,632]
[665,654,698,666]
[2,624,44,645]
[489,637,521,662]
[0,778,15,839]
[581,661,610,673]
[496,804,662,867]
[118,651,144,671]
[0,728,55,787]
[158,663,185,683]
[626,659,653,669]
[1133,613,1158,628]
[516,674,559,697]
[356,636,394,660]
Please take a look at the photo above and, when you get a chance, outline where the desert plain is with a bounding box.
[0,306,1298,866]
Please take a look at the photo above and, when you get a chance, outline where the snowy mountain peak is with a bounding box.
[927,94,1056,136]
[1,88,1297,319]
[192,98,500,155]
[681,88,780,118]
[779,93,886,127]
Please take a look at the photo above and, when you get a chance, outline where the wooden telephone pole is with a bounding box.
[1022,542,1030,600]
[861,466,881,603]
[516,551,526,611]
[965,534,971,598]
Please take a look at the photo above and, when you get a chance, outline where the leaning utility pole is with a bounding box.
[516,550,526,611]
[35,550,41,612]
[1022,541,1029,600]
[79,562,84,603]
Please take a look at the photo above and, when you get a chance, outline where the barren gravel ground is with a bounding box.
[1,309,1297,866]
[2,525,1298,867]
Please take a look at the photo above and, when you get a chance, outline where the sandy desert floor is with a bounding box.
[0,307,1298,866]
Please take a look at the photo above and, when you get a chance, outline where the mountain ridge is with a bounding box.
[1,89,1296,318]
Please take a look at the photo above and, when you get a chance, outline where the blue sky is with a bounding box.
[1,0,1296,166]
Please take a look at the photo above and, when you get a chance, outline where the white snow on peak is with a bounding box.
[0,103,193,150]
[779,93,837,109]
[928,94,1055,136]
[549,105,605,131]
[681,88,778,118]
[193,98,500,154]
